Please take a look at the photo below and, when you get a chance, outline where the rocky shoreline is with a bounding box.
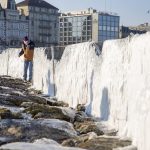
[0,76,136,150]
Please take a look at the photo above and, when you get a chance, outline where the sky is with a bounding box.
[16,0,150,26]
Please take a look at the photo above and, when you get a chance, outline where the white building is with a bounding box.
[0,4,5,46]
[0,0,28,47]
[17,0,59,47]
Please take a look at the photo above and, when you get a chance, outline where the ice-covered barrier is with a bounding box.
[55,32,150,150]
[55,42,101,108]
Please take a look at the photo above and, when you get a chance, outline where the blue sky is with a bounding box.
[16,0,150,26]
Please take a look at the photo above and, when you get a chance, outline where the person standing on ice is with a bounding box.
[18,36,35,82]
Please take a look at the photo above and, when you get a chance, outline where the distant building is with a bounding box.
[137,23,150,31]
[17,0,59,47]
[59,8,120,46]
[0,4,5,46]
[0,0,28,47]
[120,23,150,38]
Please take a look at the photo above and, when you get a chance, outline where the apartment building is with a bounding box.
[17,0,59,46]
[0,0,28,47]
[120,23,150,38]
[0,4,5,45]
[59,8,120,46]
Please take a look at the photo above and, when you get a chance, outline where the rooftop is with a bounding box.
[17,0,59,10]
[61,8,118,17]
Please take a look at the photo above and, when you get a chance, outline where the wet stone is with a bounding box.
[0,107,22,119]
[77,136,132,150]
[0,137,16,146]
[24,103,75,122]
[76,104,86,112]
[0,119,77,143]
[74,121,104,136]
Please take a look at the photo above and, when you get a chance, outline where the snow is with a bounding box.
[113,145,137,150]
[95,121,117,135]
[55,42,100,107]
[0,105,23,113]
[61,107,76,120]
[33,138,60,145]
[0,32,150,150]
[0,142,86,150]
[0,86,25,96]
[36,119,77,137]
[33,48,55,96]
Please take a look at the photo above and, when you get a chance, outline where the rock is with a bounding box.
[0,76,48,107]
[0,142,87,150]
[33,138,60,145]
[87,132,98,140]
[26,95,47,105]
[28,88,42,95]
[74,121,117,137]
[76,104,86,112]
[62,132,97,147]
[95,122,118,136]
[2,95,31,107]
[24,103,76,122]
[0,76,133,150]
[0,95,13,106]
[76,111,88,118]
[62,139,76,147]
[0,137,15,146]
[0,119,77,143]
[74,121,104,136]
[77,135,132,150]
[20,102,35,108]
[113,145,137,150]
[74,114,85,122]
[0,76,30,91]
[51,101,69,107]
[0,108,22,119]
[74,111,92,122]
[45,98,69,107]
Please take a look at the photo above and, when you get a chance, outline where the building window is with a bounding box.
[8,0,16,10]
[31,21,34,26]
[60,22,63,27]
[68,17,73,23]
[60,28,63,32]
[87,26,91,30]
[98,14,119,42]
[60,18,63,22]
[68,32,72,36]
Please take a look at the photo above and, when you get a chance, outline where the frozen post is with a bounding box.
[51,45,56,96]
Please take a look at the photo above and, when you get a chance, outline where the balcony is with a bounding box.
[39,25,52,29]
[39,33,52,36]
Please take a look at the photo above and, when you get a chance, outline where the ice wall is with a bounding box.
[55,32,150,150]
[55,43,101,108]
[0,48,55,96]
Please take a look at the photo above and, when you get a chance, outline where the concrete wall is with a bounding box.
[92,13,98,43]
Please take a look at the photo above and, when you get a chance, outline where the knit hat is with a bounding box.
[23,36,28,41]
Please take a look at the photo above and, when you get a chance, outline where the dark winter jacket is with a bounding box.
[20,40,35,61]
